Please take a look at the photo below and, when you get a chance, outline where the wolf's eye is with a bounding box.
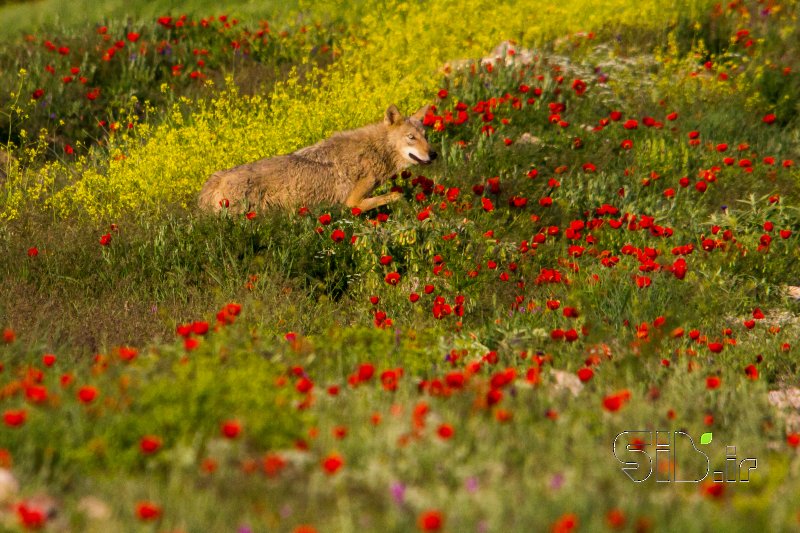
[407,134,415,140]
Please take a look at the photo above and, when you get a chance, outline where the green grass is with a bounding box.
[1,0,800,532]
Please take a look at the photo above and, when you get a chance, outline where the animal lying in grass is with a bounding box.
[198,104,436,213]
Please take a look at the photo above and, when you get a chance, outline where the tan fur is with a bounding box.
[0,148,16,186]
[198,104,436,213]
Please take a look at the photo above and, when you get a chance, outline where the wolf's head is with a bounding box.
[384,104,437,166]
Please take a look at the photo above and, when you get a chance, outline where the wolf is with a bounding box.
[198,104,436,213]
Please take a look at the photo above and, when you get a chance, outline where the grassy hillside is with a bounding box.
[0,0,306,37]
[1,0,799,532]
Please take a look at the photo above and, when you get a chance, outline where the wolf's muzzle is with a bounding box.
[410,152,435,165]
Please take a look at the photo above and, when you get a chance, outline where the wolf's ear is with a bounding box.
[384,104,403,126]
[410,104,432,122]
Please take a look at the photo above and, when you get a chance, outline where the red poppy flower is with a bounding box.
[17,503,46,529]
[700,480,724,499]
[417,510,444,531]
[262,453,287,477]
[552,512,578,533]
[25,385,48,404]
[115,346,137,362]
[437,423,454,439]
[546,299,560,310]
[3,409,27,427]
[762,113,776,124]
[744,365,758,380]
[322,453,344,475]
[140,435,162,454]
[384,272,401,285]
[577,367,594,382]
[330,228,345,242]
[706,376,721,389]
[135,501,162,521]
[221,420,241,439]
[77,386,98,403]
[295,376,313,394]
[707,342,724,353]
[606,508,626,528]
[602,390,630,412]
[357,363,375,381]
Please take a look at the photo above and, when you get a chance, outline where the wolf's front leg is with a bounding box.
[355,191,403,212]
[345,176,402,211]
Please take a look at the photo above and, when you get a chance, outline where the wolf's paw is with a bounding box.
[388,191,403,202]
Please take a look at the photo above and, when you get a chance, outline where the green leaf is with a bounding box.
[700,432,713,445]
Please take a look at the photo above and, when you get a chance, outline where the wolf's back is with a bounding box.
[198,154,338,212]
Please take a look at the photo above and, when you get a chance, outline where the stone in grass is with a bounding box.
[550,369,584,396]
[0,468,19,504]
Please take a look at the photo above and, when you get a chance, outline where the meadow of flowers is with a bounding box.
[1,0,799,531]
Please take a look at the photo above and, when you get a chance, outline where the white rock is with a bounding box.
[550,369,584,396]
[77,496,112,521]
[0,469,19,504]
[517,133,541,144]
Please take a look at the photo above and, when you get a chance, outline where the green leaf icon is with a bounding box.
[700,432,713,445]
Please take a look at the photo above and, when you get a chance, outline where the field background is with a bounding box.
[0,0,799,531]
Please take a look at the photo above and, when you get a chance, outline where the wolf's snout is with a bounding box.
[429,151,438,161]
